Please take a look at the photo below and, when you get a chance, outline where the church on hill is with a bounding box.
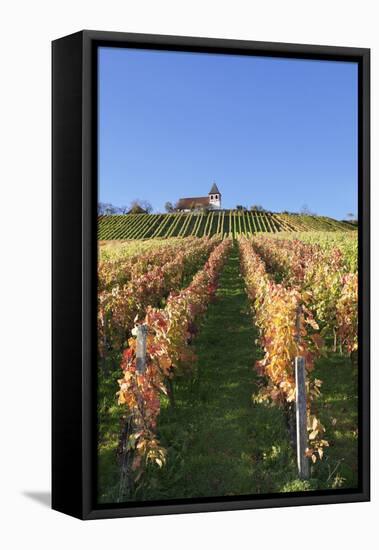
[176,182,222,212]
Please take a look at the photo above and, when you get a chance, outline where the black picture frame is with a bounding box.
[52,30,370,520]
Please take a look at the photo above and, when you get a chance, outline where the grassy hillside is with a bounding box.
[98,211,355,240]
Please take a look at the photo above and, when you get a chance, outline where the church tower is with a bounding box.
[208,182,221,209]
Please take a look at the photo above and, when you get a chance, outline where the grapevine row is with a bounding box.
[117,239,233,475]
[98,237,220,358]
[99,237,209,291]
[252,236,358,355]
[98,212,354,240]
[238,236,327,463]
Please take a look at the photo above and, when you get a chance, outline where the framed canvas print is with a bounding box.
[52,30,370,520]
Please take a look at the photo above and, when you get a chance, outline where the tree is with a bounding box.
[281,210,300,215]
[300,204,317,216]
[128,199,153,214]
[98,202,119,215]
[344,212,357,225]
[139,200,153,214]
[300,204,311,215]
[250,204,266,212]
[165,201,175,213]
[117,205,129,214]
[236,205,247,211]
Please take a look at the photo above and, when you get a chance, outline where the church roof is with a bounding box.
[209,183,220,195]
[176,196,209,209]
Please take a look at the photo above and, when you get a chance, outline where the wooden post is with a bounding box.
[295,356,310,479]
[118,324,148,500]
[135,324,148,374]
[295,305,301,343]
[117,415,134,502]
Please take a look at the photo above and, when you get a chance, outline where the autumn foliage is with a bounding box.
[117,239,232,476]
[98,237,220,357]
[97,230,357,487]
[252,235,358,355]
[238,236,328,462]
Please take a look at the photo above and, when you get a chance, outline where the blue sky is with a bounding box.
[98,47,358,219]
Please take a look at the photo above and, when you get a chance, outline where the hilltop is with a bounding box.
[98,210,355,240]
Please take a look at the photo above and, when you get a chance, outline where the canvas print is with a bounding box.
[97,47,358,504]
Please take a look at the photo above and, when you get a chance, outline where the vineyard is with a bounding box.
[98,210,354,240]
[98,231,358,502]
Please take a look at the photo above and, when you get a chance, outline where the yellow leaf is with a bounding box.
[117,391,126,405]
[309,429,318,440]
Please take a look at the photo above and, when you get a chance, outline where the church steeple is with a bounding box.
[208,182,221,209]
[209,182,221,195]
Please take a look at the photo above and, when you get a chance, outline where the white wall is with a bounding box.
[1,1,376,548]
